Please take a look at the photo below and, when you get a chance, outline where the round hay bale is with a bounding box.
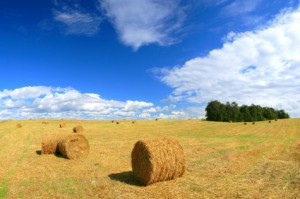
[58,134,90,159]
[131,138,186,186]
[112,120,115,123]
[132,121,135,124]
[73,125,84,133]
[116,121,120,125]
[59,123,66,128]
[244,122,247,125]
[269,120,272,123]
[155,118,159,121]
[41,133,66,154]
[16,123,22,128]
[252,122,255,125]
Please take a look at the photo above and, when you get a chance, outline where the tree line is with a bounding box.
[205,100,290,122]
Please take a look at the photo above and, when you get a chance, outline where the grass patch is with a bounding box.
[0,179,9,199]
[236,145,249,150]
[178,133,256,140]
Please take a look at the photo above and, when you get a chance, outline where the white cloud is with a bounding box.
[139,112,151,119]
[158,111,189,119]
[0,86,155,119]
[222,0,262,16]
[159,6,300,117]
[143,107,157,113]
[124,100,153,111]
[0,86,51,99]
[101,0,185,50]
[53,8,102,36]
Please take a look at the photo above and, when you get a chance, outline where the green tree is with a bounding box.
[240,105,252,122]
[205,100,225,121]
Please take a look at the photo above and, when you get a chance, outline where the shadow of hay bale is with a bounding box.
[35,150,42,155]
[108,171,142,186]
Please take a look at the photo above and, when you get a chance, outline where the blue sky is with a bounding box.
[1,0,300,119]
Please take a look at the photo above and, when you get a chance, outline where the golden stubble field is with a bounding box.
[0,119,300,198]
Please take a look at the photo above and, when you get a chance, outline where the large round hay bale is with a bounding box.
[41,133,65,154]
[16,123,22,128]
[131,138,186,186]
[58,134,90,159]
[73,125,83,133]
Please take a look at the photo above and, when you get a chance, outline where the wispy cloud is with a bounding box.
[0,86,187,119]
[221,0,262,16]
[158,6,300,117]
[100,0,185,50]
[53,7,102,36]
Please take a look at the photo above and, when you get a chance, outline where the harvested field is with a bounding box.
[0,119,299,198]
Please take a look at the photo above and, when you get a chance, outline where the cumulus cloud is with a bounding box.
[53,8,102,36]
[158,111,189,119]
[159,6,300,117]
[0,86,155,119]
[0,86,51,99]
[124,100,153,111]
[101,0,185,50]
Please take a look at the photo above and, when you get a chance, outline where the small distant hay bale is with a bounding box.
[269,120,272,123]
[244,122,247,125]
[252,122,255,125]
[155,118,159,121]
[41,133,65,154]
[131,138,186,186]
[42,121,48,124]
[73,125,84,133]
[59,123,66,128]
[16,123,22,128]
[132,121,135,124]
[58,134,90,159]
[116,121,120,125]
[112,120,115,123]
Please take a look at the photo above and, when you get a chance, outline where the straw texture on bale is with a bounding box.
[16,123,22,128]
[73,125,84,133]
[58,134,90,159]
[131,138,186,186]
[59,123,66,128]
[41,133,66,154]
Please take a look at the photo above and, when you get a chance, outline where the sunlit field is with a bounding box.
[0,119,299,198]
